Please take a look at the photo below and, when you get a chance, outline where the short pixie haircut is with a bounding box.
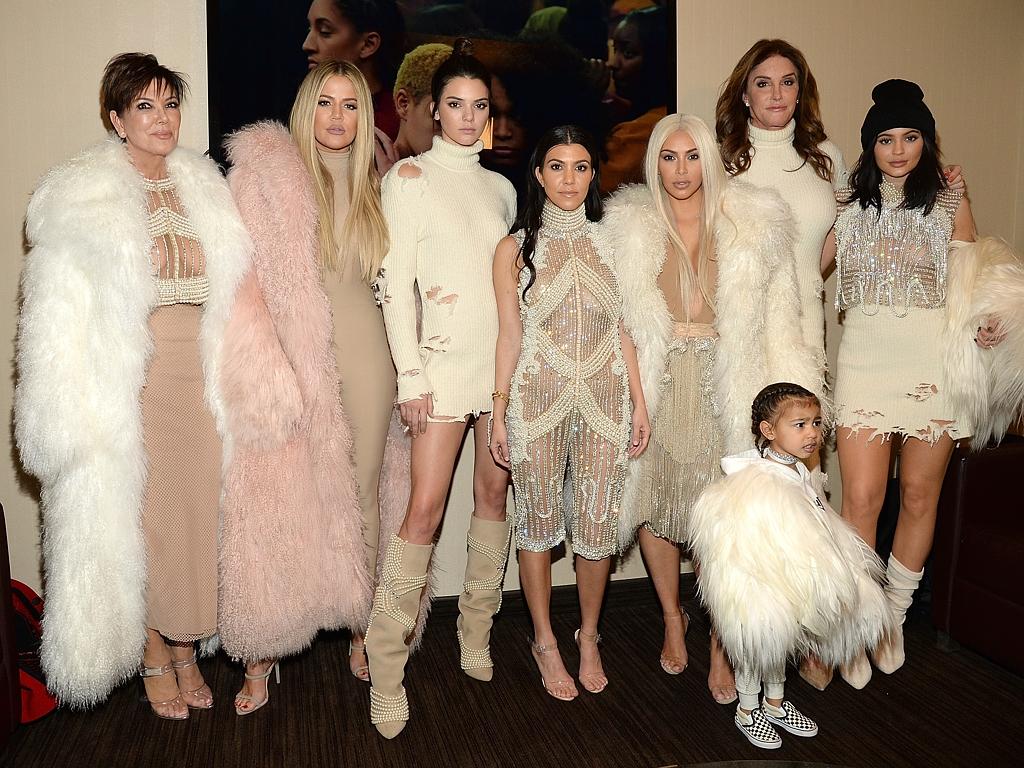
[101,52,188,118]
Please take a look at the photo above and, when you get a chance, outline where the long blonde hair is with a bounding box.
[642,113,726,322]
[290,61,389,281]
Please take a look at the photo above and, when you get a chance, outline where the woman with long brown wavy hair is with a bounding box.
[716,39,846,373]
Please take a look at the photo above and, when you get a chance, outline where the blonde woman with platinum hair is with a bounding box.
[221,60,411,714]
[604,112,825,703]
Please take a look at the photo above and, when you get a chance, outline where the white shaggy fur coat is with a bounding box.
[943,237,1024,446]
[15,136,250,707]
[604,182,827,546]
[688,451,894,676]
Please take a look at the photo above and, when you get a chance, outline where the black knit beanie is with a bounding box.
[860,79,935,151]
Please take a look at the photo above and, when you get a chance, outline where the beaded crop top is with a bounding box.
[834,181,961,315]
[144,177,210,306]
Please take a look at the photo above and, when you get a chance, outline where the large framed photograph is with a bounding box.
[207,1,676,197]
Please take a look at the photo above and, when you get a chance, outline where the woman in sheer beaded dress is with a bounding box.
[820,79,983,689]
[490,125,651,701]
[604,113,823,697]
[14,53,250,715]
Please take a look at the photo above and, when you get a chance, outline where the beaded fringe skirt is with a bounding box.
[633,323,723,544]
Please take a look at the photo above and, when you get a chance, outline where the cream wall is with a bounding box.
[3,1,1023,598]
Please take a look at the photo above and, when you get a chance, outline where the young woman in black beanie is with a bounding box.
[820,79,980,688]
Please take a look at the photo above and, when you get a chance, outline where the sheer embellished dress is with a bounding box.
[631,249,723,545]
[833,182,969,442]
[140,177,220,642]
[506,202,631,560]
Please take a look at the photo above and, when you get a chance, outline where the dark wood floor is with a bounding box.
[3,577,1021,768]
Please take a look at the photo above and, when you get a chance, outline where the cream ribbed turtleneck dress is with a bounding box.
[379,136,516,420]
[740,120,847,366]
[320,146,396,572]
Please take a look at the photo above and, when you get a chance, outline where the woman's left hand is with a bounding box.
[374,127,399,177]
[628,404,651,458]
[944,165,966,194]
[975,315,1007,349]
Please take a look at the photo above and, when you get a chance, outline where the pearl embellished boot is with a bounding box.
[365,534,432,739]
[457,515,512,682]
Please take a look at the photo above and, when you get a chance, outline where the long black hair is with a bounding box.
[844,132,945,215]
[512,125,602,300]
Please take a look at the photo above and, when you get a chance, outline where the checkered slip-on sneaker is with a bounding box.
[734,705,782,750]
[763,700,819,737]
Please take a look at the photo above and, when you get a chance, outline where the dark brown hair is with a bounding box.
[751,382,820,454]
[101,52,188,119]
[715,39,833,183]
[430,38,491,108]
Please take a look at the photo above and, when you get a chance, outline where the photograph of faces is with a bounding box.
[207,0,675,198]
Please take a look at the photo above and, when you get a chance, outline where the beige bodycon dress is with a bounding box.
[321,147,397,573]
[140,177,219,641]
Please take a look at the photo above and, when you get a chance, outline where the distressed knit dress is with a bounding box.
[378,136,516,421]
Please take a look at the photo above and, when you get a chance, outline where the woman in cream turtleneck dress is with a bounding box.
[365,41,517,740]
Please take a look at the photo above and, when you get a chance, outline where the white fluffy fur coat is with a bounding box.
[605,182,827,546]
[688,451,894,676]
[15,136,250,707]
[943,237,1024,446]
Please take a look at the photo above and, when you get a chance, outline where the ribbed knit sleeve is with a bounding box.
[380,164,432,404]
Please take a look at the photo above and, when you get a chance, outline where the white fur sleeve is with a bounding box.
[14,243,98,482]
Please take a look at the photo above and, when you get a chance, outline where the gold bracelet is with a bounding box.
[491,390,509,403]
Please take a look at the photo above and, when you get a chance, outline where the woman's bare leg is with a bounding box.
[520,549,577,700]
[399,421,470,544]
[575,555,611,692]
[638,527,688,672]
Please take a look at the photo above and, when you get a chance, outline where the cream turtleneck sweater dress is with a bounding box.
[739,120,847,368]
[378,136,516,420]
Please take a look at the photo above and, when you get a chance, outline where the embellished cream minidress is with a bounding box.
[835,306,971,443]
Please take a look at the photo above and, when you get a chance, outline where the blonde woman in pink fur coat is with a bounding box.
[219,61,412,715]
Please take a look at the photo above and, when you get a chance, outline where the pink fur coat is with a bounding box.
[218,122,421,662]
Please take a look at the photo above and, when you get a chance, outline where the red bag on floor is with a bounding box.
[11,580,56,722]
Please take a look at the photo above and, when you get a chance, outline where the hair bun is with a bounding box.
[452,37,475,57]
[871,78,924,106]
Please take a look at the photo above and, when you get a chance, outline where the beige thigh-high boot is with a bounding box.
[456,515,512,682]
[872,555,923,674]
[365,534,432,739]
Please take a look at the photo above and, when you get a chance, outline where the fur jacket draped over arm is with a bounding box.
[14,136,250,707]
[220,122,422,662]
[605,182,827,548]
[943,236,1024,447]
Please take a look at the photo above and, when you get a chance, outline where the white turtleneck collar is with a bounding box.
[748,119,796,149]
[428,135,483,172]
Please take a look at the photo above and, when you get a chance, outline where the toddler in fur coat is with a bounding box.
[688,382,894,750]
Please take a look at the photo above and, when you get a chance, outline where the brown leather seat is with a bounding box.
[931,437,1024,674]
